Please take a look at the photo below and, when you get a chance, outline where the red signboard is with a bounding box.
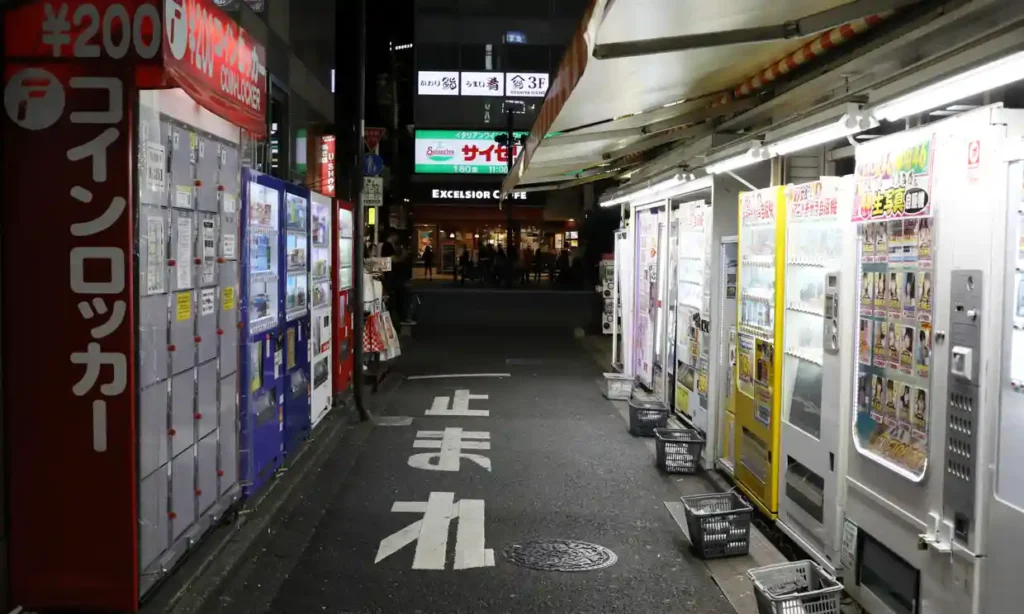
[320,134,336,197]
[162,0,268,136]
[2,0,265,609]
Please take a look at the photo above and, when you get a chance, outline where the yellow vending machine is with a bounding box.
[735,186,787,516]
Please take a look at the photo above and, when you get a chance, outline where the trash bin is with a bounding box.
[747,560,843,614]
[654,428,704,473]
[681,491,752,559]
[628,398,668,436]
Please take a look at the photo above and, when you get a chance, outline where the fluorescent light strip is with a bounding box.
[706,150,763,174]
[871,49,1024,122]
[767,114,877,157]
[600,174,712,207]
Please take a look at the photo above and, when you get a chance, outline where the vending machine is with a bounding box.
[334,201,355,396]
[776,177,857,576]
[310,191,334,427]
[842,105,1024,614]
[673,198,713,433]
[240,169,285,496]
[282,185,312,454]
[734,186,788,517]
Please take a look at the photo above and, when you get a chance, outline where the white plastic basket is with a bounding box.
[747,560,843,614]
[603,373,632,400]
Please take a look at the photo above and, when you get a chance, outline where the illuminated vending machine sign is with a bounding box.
[334,201,355,395]
[851,136,935,480]
[1,0,267,610]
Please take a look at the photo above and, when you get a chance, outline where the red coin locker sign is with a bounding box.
[2,0,266,609]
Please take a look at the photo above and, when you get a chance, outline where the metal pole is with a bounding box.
[505,107,514,248]
[351,0,370,421]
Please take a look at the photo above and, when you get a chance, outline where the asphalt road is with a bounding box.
[198,333,735,614]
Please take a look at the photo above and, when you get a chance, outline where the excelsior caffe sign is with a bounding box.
[413,184,536,204]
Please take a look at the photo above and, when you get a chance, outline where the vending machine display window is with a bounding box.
[284,192,310,320]
[674,199,712,431]
[247,184,280,333]
[850,135,935,482]
[338,207,354,290]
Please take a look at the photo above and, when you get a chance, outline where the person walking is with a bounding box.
[458,247,470,286]
[422,244,434,280]
[521,245,533,285]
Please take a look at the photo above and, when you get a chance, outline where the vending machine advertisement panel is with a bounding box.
[634,205,662,389]
[734,186,787,516]
[310,191,334,427]
[240,169,285,497]
[777,177,856,575]
[334,201,355,396]
[282,185,312,454]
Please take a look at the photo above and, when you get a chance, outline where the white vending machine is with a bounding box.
[776,177,857,577]
[843,105,1024,614]
[309,191,333,427]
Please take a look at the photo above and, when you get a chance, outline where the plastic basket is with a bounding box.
[603,373,633,400]
[747,560,843,614]
[628,398,668,436]
[654,428,704,473]
[681,491,752,559]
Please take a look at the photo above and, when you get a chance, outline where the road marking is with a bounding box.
[407,373,511,380]
[375,492,495,570]
[409,428,491,472]
[424,389,489,417]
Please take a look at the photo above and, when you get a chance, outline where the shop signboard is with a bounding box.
[505,72,549,98]
[461,71,504,97]
[415,130,528,175]
[320,135,336,197]
[852,132,936,481]
[418,70,460,96]
[409,182,535,204]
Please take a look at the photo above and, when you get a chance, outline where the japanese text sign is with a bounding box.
[853,136,934,223]
[740,186,782,227]
[363,176,383,208]
[3,1,141,608]
[415,129,529,175]
[418,70,459,96]
[320,134,335,197]
[505,72,548,98]
[461,71,504,97]
[162,0,269,136]
[787,179,840,221]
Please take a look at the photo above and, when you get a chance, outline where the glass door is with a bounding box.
[716,238,738,473]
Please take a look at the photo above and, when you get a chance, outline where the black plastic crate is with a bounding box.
[628,398,668,436]
[654,428,704,473]
[681,491,752,559]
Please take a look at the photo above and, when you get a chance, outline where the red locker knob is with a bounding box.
[194,412,202,420]
[194,336,202,343]
[168,511,177,519]
[168,344,176,351]
[194,179,203,186]
[168,259,176,266]
[217,184,225,192]
[194,257,202,264]
[217,329,224,336]
[168,428,177,436]
[194,488,202,496]
[217,257,226,263]
[237,321,244,329]
[217,469,225,477]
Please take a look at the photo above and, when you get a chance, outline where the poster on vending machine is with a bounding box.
[852,133,935,480]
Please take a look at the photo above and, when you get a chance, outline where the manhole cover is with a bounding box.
[502,539,618,572]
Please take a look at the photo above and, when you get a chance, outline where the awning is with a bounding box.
[501,0,911,195]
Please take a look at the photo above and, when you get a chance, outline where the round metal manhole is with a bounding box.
[502,539,618,572]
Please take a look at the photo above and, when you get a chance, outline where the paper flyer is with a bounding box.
[176,216,192,288]
[146,216,165,294]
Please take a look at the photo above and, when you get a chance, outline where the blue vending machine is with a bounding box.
[239,168,285,496]
[282,184,312,455]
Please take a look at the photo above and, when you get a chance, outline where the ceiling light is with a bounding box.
[871,50,1024,122]
[600,173,711,207]
[767,113,877,157]
[705,143,769,175]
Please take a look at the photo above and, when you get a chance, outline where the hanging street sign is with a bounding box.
[364,177,384,208]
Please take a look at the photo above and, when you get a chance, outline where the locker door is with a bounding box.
[219,264,240,376]
[170,448,195,539]
[197,213,218,289]
[197,286,218,364]
[138,294,170,389]
[220,143,240,197]
[196,361,218,439]
[170,370,196,457]
[196,433,218,514]
[168,123,194,195]
[219,371,239,494]
[139,381,169,479]
[139,468,169,570]
[195,134,219,213]
[169,289,195,375]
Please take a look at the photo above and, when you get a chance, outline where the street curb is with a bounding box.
[141,384,392,614]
